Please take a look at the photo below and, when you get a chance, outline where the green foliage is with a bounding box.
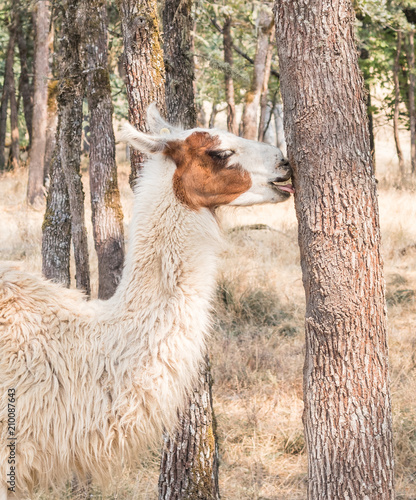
[193,1,278,109]
[354,0,416,130]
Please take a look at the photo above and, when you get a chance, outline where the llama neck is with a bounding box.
[110,156,221,326]
[96,157,222,450]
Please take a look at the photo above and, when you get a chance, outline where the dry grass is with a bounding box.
[1,129,416,499]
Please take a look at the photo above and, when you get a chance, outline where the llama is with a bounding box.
[0,105,294,498]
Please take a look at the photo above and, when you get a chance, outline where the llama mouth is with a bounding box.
[269,180,295,195]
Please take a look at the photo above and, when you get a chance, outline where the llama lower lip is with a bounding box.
[270,182,295,194]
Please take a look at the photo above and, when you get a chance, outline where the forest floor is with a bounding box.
[0,126,416,499]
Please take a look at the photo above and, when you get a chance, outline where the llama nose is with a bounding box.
[275,159,292,181]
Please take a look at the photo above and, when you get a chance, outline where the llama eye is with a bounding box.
[207,149,235,160]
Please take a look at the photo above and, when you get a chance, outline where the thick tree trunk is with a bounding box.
[258,30,275,142]
[159,4,220,496]
[82,0,125,300]
[42,115,71,288]
[406,30,416,175]
[117,0,166,186]
[275,1,395,498]
[241,6,274,140]
[159,361,220,500]
[163,0,196,128]
[0,24,16,171]
[223,16,238,135]
[27,0,51,207]
[394,30,405,180]
[57,0,90,295]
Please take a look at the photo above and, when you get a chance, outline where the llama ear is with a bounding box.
[120,123,167,154]
[147,103,181,135]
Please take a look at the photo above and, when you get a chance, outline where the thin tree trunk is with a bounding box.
[275,0,395,498]
[258,29,275,142]
[394,30,405,180]
[27,0,51,206]
[159,360,220,500]
[82,0,125,300]
[8,63,20,171]
[16,5,33,146]
[44,81,58,183]
[159,3,220,497]
[274,103,285,150]
[42,114,71,288]
[223,16,238,135]
[0,24,16,171]
[406,30,416,175]
[163,0,196,128]
[241,5,274,140]
[58,0,90,295]
[209,103,221,129]
[117,0,166,187]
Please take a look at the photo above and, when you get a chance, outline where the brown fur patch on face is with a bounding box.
[165,132,252,210]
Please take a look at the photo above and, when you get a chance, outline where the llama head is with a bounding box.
[121,105,294,210]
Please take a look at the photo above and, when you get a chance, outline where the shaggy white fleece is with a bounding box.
[0,155,221,494]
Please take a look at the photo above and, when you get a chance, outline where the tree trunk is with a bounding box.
[8,59,20,171]
[0,24,16,171]
[82,0,125,300]
[241,5,274,140]
[27,0,51,207]
[406,30,416,175]
[209,103,221,129]
[44,81,58,183]
[42,114,71,288]
[16,4,33,147]
[117,0,166,186]
[274,1,395,498]
[223,16,238,135]
[258,29,275,142]
[159,361,220,500]
[274,103,285,150]
[159,4,220,497]
[394,30,405,180]
[163,0,196,129]
[57,0,90,295]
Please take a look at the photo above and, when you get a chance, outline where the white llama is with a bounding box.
[0,105,294,498]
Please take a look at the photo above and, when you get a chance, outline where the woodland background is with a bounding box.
[0,0,416,499]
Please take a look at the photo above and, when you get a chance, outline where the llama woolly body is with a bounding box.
[0,155,221,493]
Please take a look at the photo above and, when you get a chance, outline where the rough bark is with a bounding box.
[241,6,274,140]
[163,0,196,128]
[406,30,416,175]
[82,0,125,299]
[57,0,90,295]
[258,30,275,142]
[223,16,238,135]
[42,115,71,288]
[117,0,166,186]
[394,30,405,180]
[0,23,16,171]
[27,0,51,207]
[159,361,220,500]
[274,1,395,498]
[158,4,220,496]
